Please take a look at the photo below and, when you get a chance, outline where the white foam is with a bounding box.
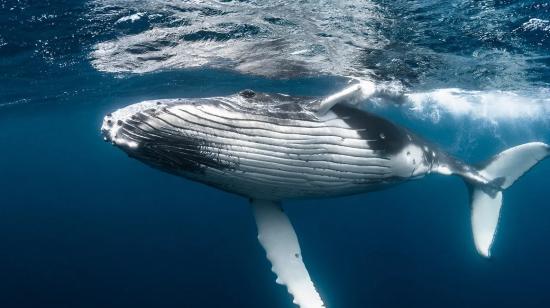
[404,88,550,123]
[521,18,550,32]
[116,12,144,24]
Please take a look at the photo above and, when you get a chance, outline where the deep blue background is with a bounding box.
[1,1,550,308]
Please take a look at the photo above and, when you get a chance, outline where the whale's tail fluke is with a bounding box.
[465,142,550,258]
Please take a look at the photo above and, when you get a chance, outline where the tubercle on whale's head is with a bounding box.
[101,100,167,150]
[101,110,140,150]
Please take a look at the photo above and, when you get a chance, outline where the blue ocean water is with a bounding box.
[1,1,550,307]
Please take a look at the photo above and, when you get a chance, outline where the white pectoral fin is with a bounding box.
[314,80,376,115]
[251,199,325,308]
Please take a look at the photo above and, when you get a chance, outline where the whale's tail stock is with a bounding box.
[459,142,550,258]
[324,80,550,259]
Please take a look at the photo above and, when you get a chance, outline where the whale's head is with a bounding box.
[101,100,161,150]
[101,99,237,176]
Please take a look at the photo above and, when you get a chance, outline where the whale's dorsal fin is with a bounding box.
[313,81,376,115]
[250,199,325,308]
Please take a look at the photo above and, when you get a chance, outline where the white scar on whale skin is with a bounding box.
[102,85,550,307]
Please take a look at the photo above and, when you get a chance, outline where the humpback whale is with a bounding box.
[101,84,549,308]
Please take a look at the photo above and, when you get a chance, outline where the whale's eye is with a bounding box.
[239,89,256,98]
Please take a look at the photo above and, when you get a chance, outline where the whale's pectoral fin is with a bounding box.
[312,81,376,115]
[250,199,325,308]
[468,142,550,258]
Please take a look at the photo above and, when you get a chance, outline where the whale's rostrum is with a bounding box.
[101,84,550,308]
